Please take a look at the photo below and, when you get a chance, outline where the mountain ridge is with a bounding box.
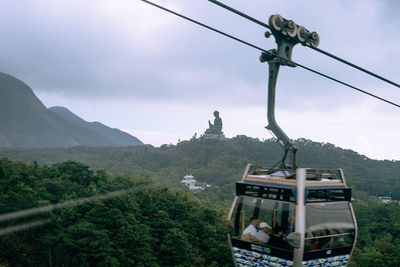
[0,72,143,147]
[49,106,143,146]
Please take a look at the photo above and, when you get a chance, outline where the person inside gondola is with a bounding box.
[254,222,271,243]
[241,217,259,241]
[317,229,330,249]
[323,228,346,249]
[305,230,316,250]
[308,229,330,250]
[268,225,285,247]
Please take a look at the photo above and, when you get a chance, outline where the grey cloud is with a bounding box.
[0,0,397,111]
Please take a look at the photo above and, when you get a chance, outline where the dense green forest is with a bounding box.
[1,136,400,266]
[1,159,400,266]
[1,136,399,201]
[0,159,231,266]
[350,201,400,266]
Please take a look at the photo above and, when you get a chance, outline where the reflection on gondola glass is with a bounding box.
[305,203,355,251]
[306,188,351,203]
[232,196,295,249]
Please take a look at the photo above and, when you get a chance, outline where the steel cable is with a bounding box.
[208,0,400,89]
[140,0,400,108]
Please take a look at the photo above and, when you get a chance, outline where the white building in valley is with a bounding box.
[378,196,392,204]
[181,174,210,190]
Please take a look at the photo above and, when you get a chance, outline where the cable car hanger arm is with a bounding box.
[208,0,400,89]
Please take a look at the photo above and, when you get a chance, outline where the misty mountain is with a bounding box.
[0,72,143,147]
[49,106,143,146]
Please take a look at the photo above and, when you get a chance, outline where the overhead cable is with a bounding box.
[140,0,400,108]
[208,0,271,30]
[310,46,400,88]
[0,219,52,237]
[140,0,265,52]
[295,62,400,108]
[208,0,400,89]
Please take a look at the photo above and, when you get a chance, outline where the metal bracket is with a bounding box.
[260,14,319,170]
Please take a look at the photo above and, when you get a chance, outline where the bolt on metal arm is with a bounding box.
[260,15,320,169]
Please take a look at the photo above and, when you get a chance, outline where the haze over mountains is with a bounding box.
[0,72,143,147]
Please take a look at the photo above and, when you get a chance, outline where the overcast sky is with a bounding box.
[0,0,399,160]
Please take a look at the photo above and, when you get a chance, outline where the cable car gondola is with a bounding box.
[227,15,357,267]
[228,166,357,266]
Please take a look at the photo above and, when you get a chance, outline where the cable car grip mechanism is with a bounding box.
[260,15,319,170]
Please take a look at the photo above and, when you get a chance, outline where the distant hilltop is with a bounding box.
[0,72,143,147]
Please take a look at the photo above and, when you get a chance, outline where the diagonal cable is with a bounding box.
[0,219,52,236]
[310,46,400,88]
[295,62,400,108]
[208,0,400,88]
[140,0,400,108]
[140,0,266,52]
[0,186,146,223]
[209,0,271,30]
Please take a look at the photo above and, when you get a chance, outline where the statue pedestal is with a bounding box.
[202,132,225,140]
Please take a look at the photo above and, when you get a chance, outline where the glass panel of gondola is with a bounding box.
[230,195,296,266]
[305,169,343,182]
[303,202,356,266]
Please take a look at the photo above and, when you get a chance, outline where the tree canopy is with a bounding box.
[0,159,231,266]
[1,136,400,266]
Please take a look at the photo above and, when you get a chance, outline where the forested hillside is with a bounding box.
[1,136,399,200]
[0,72,143,147]
[1,138,400,265]
[0,159,231,266]
[350,201,400,266]
[49,106,143,146]
[1,159,400,266]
